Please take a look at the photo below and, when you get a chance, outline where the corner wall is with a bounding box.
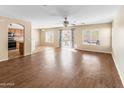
[112,6,124,85]
[74,23,112,53]
[0,16,31,62]
[31,29,41,52]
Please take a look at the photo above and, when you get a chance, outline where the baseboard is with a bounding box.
[24,53,31,56]
[75,48,111,54]
[0,53,31,62]
[112,53,124,86]
[0,58,8,62]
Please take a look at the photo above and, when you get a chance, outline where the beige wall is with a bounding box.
[0,16,31,61]
[112,6,124,85]
[40,28,60,47]
[32,29,41,52]
[40,23,112,53]
[74,23,112,53]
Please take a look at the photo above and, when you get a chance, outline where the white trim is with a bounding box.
[0,58,8,62]
[112,52,124,86]
[24,53,31,56]
[0,53,31,62]
[75,48,111,54]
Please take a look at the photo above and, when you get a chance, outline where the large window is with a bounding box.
[45,31,54,43]
[83,30,100,45]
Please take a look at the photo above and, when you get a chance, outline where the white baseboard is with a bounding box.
[0,58,8,62]
[112,53,124,86]
[0,53,31,62]
[75,48,111,54]
[24,53,31,56]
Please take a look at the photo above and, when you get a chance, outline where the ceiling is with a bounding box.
[0,5,121,28]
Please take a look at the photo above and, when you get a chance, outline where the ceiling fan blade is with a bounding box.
[70,23,76,26]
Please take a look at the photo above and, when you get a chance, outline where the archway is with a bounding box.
[8,23,25,59]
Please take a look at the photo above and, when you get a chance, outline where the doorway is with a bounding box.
[60,29,73,48]
[8,23,24,59]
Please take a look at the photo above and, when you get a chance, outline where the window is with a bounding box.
[83,30,100,45]
[45,31,54,43]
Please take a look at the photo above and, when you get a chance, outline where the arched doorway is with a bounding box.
[8,23,25,59]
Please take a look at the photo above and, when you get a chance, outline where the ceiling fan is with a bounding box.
[41,6,85,27]
[63,17,85,27]
[63,17,69,27]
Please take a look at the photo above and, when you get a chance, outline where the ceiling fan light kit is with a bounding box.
[63,17,69,27]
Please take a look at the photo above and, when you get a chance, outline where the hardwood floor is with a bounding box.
[32,46,55,54]
[0,48,123,88]
[8,49,23,60]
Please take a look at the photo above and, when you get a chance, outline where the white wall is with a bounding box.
[31,29,41,52]
[74,23,112,53]
[112,6,124,85]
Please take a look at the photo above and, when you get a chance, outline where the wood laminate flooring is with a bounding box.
[0,48,123,88]
[8,49,22,60]
[32,46,55,54]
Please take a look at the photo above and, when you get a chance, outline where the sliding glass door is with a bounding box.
[60,30,73,48]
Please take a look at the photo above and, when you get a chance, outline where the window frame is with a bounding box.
[83,30,100,46]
